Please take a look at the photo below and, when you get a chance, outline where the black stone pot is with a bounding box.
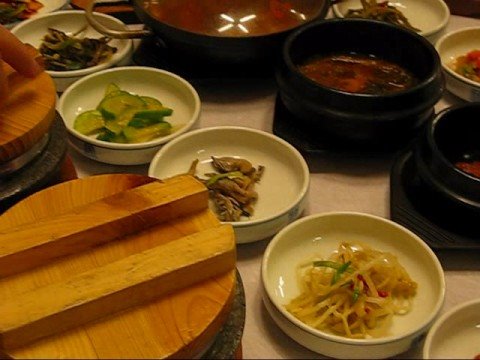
[414,103,480,219]
[87,0,329,70]
[275,18,445,151]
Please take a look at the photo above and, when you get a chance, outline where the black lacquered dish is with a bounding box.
[390,149,480,250]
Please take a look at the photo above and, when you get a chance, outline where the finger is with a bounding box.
[0,25,43,77]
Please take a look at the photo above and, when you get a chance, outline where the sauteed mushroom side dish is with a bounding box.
[188,156,265,222]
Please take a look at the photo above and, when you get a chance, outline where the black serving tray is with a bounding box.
[390,149,480,250]
[272,95,420,157]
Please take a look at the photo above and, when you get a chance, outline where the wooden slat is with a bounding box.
[0,224,236,350]
[0,175,208,278]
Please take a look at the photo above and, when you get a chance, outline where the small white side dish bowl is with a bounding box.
[332,0,450,43]
[423,298,480,359]
[435,27,480,102]
[3,0,67,29]
[148,126,310,244]
[11,10,133,92]
[58,66,201,165]
[261,212,445,359]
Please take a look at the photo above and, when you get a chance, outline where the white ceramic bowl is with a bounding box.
[332,0,450,43]
[423,298,480,359]
[11,10,133,92]
[57,66,201,165]
[3,0,67,29]
[148,126,310,244]
[261,212,445,359]
[435,27,480,102]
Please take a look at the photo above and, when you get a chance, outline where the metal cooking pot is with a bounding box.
[86,0,329,69]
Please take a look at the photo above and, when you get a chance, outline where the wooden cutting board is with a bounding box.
[0,174,237,359]
[0,59,56,164]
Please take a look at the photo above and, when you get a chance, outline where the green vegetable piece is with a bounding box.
[134,108,173,119]
[313,261,344,270]
[73,110,105,135]
[141,96,164,110]
[98,92,146,120]
[122,122,172,143]
[206,171,244,187]
[352,287,360,302]
[331,261,351,285]
[128,117,164,129]
[104,120,124,135]
[96,129,116,142]
[104,83,121,97]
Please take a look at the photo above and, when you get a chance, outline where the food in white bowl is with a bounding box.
[1,0,66,28]
[261,212,445,359]
[57,66,201,165]
[11,10,133,92]
[435,27,480,102]
[148,126,310,244]
[423,298,480,359]
[332,0,450,43]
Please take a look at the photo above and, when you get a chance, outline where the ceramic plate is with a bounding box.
[3,0,67,29]
[424,298,480,359]
[332,0,449,39]
[148,126,310,243]
[262,212,445,358]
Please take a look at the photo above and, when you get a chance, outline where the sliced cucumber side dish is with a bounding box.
[74,83,174,144]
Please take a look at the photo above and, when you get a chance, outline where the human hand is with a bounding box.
[0,25,44,105]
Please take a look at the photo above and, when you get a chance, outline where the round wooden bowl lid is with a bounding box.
[0,174,236,359]
[0,60,56,163]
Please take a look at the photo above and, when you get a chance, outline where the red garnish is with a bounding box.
[378,290,389,297]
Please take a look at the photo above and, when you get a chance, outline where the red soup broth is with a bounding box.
[142,0,325,37]
[298,53,418,94]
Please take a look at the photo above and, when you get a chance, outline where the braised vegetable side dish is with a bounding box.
[74,83,174,144]
[188,157,265,222]
[39,28,117,71]
[286,242,417,338]
[343,0,420,32]
[449,50,480,83]
[298,53,418,94]
[0,0,43,25]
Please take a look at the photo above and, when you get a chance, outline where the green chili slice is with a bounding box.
[206,171,243,187]
[313,260,352,285]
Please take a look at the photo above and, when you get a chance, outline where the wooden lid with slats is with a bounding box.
[0,174,237,359]
[0,60,56,163]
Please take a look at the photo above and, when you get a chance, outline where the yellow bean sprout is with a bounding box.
[285,242,417,339]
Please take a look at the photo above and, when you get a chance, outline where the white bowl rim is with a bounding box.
[331,0,450,37]
[422,297,480,358]
[435,26,480,88]
[261,211,446,345]
[57,66,201,150]
[148,125,310,228]
[11,10,133,78]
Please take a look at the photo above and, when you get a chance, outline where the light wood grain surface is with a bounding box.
[0,174,236,359]
[0,61,56,163]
